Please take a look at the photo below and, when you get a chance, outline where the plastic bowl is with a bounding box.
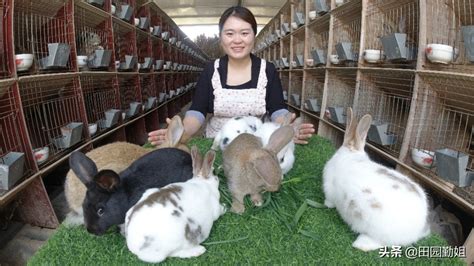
[34,147,50,164]
[363,49,383,63]
[411,148,436,168]
[88,123,98,136]
[77,55,88,68]
[426,43,455,64]
[15,54,34,72]
[329,54,340,64]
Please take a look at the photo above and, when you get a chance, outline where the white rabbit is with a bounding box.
[124,147,226,263]
[211,116,262,151]
[254,113,301,175]
[323,108,430,251]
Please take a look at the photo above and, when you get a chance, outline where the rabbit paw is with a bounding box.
[324,199,335,208]
[352,234,383,252]
[251,194,263,206]
[231,201,245,214]
[172,245,206,258]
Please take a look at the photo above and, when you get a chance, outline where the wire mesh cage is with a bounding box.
[155,73,166,103]
[1,0,13,79]
[152,38,163,71]
[280,72,290,102]
[0,80,35,191]
[424,0,474,74]
[289,72,303,108]
[117,73,141,121]
[75,3,115,72]
[293,0,306,30]
[308,0,330,19]
[303,69,325,114]
[282,38,291,69]
[19,74,87,166]
[140,73,156,110]
[112,0,135,24]
[363,0,419,68]
[407,73,473,193]
[292,31,305,69]
[355,69,414,156]
[330,0,362,67]
[14,0,76,76]
[136,30,152,72]
[80,73,120,137]
[81,0,111,12]
[125,117,147,145]
[307,14,330,67]
[135,2,150,32]
[281,3,292,36]
[325,69,357,127]
[333,0,352,10]
[113,20,137,72]
[149,3,162,37]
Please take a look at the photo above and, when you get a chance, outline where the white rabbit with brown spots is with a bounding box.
[323,108,430,251]
[124,147,225,263]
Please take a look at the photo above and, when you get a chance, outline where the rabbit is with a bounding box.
[64,115,189,226]
[69,145,193,235]
[322,107,430,251]
[254,113,301,175]
[211,116,262,151]
[222,125,294,214]
[124,147,225,263]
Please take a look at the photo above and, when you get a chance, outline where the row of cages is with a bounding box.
[283,68,474,203]
[0,0,207,79]
[256,0,474,74]
[0,72,198,195]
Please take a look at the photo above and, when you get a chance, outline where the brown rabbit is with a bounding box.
[64,115,189,225]
[222,125,294,214]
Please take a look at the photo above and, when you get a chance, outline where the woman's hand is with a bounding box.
[290,113,315,145]
[147,118,172,146]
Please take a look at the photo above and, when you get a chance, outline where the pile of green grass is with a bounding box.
[29,136,462,265]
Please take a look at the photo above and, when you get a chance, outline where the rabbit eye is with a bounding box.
[97,208,104,216]
[280,157,284,163]
[223,137,229,145]
[237,130,241,134]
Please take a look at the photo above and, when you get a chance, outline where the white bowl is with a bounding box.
[291,22,298,30]
[426,43,455,64]
[111,4,116,15]
[115,60,120,69]
[88,123,97,135]
[336,0,345,7]
[411,148,436,168]
[34,147,49,164]
[363,49,383,63]
[329,54,340,64]
[149,27,153,33]
[134,18,140,27]
[291,60,297,68]
[309,11,317,21]
[15,54,34,72]
[306,58,314,67]
[77,55,88,68]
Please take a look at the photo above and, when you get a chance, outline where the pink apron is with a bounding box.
[206,58,268,138]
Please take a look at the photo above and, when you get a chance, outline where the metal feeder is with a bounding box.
[88,50,112,69]
[280,57,290,68]
[435,148,473,187]
[169,37,177,45]
[311,49,327,65]
[295,54,304,67]
[119,55,137,70]
[304,98,321,113]
[283,90,288,101]
[461,25,474,62]
[140,57,153,70]
[87,0,104,7]
[101,109,121,128]
[159,92,166,103]
[161,31,170,41]
[0,152,25,190]
[118,4,133,21]
[40,43,71,69]
[152,26,162,37]
[367,122,397,146]
[155,60,164,70]
[290,93,301,106]
[52,122,83,149]
[127,102,142,118]
[314,0,329,15]
[281,23,291,35]
[380,33,409,61]
[294,12,305,26]
[145,97,157,110]
[138,17,150,30]
[328,106,346,124]
[172,62,179,71]
[335,42,355,61]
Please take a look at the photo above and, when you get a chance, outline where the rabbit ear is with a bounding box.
[164,115,184,147]
[200,150,216,178]
[69,151,98,186]
[191,146,202,176]
[281,112,294,126]
[343,107,357,147]
[211,131,221,150]
[247,157,280,190]
[94,170,120,192]
[355,114,372,150]
[265,125,294,154]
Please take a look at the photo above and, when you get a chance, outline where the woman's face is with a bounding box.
[220,16,255,60]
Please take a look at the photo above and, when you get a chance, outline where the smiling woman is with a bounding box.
[148,6,315,146]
